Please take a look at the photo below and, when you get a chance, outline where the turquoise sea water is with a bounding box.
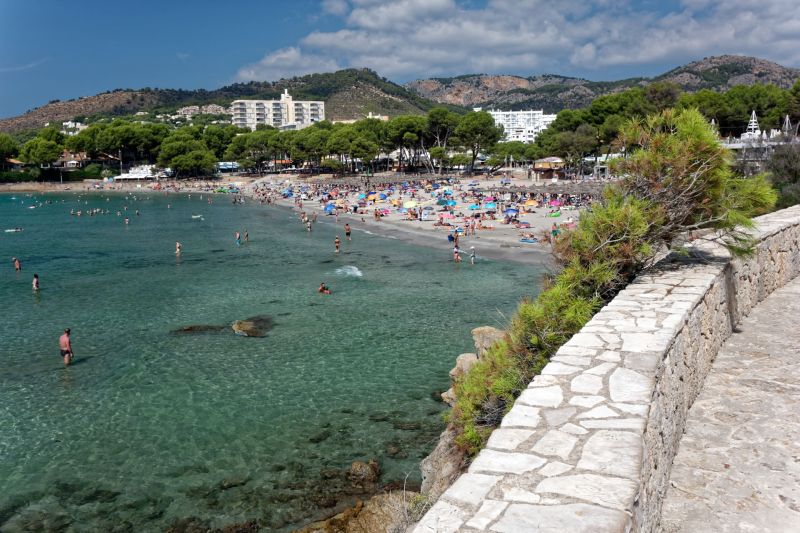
[0,192,542,531]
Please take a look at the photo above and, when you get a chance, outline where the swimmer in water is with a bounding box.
[234,231,241,246]
[59,328,74,366]
[318,282,331,295]
[32,273,39,290]
[12,257,21,271]
[344,223,351,241]
[334,236,341,253]
[175,241,182,254]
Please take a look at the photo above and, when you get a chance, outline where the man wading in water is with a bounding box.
[59,329,74,366]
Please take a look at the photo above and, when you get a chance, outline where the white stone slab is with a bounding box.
[486,428,535,451]
[576,405,619,419]
[609,367,654,403]
[568,332,606,347]
[577,430,642,479]
[469,449,546,474]
[517,385,563,408]
[500,405,542,428]
[570,373,604,394]
[489,503,627,532]
[465,499,509,530]
[538,461,574,477]
[612,402,650,416]
[585,362,618,376]
[569,395,605,408]
[580,418,646,430]
[444,473,502,506]
[528,374,562,388]
[535,473,638,510]
[543,407,577,427]
[502,487,541,503]
[550,355,592,366]
[560,422,588,435]
[531,429,578,459]
[412,499,467,533]
[540,362,583,375]
[598,350,622,362]
[621,332,667,352]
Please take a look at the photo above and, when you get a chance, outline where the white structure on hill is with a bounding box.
[485,108,557,143]
[231,90,325,131]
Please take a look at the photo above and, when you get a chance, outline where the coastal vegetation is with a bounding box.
[449,108,777,452]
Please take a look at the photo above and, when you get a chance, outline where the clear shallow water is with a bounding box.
[0,192,542,531]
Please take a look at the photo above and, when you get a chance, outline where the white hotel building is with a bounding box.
[485,109,557,143]
[231,90,325,131]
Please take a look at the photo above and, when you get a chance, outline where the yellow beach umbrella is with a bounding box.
[525,199,539,206]
[403,200,418,208]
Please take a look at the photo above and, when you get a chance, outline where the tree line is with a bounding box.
[2,79,799,180]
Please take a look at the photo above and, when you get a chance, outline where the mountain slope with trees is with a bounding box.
[0,69,464,133]
[407,55,800,112]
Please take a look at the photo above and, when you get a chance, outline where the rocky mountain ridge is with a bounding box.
[406,55,800,112]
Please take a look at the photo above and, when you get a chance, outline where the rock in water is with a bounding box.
[348,460,380,485]
[170,324,227,335]
[449,352,479,380]
[231,315,274,337]
[295,492,418,533]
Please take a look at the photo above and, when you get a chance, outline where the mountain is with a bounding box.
[0,69,464,133]
[406,55,800,112]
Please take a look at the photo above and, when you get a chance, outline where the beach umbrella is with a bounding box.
[436,198,448,205]
[525,199,538,206]
[550,200,562,207]
[468,204,480,210]
[403,200,418,208]
[443,190,453,196]
[484,202,497,209]
[379,193,388,200]
[446,200,457,207]
[504,208,519,215]
[357,193,366,199]
[324,204,336,213]
[484,196,496,202]
[440,213,455,219]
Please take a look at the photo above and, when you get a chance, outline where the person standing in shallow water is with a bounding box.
[59,329,74,366]
[32,273,40,291]
[12,257,21,271]
[344,223,351,241]
[334,236,341,253]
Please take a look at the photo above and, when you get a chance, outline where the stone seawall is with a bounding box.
[413,204,800,532]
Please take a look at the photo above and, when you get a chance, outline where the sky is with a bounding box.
[2,0,800,119]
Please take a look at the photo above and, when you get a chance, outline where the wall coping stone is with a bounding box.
[413,204,800,532]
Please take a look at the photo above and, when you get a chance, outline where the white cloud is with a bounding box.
[237,0,800,82]
[321,0,349,16]
[0,58,48,74]
[236,47,341,81]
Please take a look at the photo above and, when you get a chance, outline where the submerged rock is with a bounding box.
[348,460,380,485]
[170,325,227,335]
[231,315,274,337]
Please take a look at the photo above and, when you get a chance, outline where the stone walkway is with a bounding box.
[661,276,800,532]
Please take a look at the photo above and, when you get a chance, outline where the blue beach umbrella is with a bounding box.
[484,202,497,209]
[468,204,480,210]
[358,193,366,199]
[446,200,457,207]
[379,193,388,200]
[437,198,448,205]
[504,208,519,215]
[324,204,336,213]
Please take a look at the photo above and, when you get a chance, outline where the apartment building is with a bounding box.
[231,90,325,131]
[486,109,557,143]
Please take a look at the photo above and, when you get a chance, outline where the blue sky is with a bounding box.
[2,0,799,119]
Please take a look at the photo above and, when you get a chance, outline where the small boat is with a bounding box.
[191,214,203,219]
[5,228,23,233]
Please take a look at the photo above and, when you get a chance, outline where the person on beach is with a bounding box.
[470,247,476,265]
[175,241,182,255]
[59,328,74,366]
[318,282,331,295]
[32,273,40,290]
[12,257,21,271]
[334,236,341,253]
[344,223,351,241]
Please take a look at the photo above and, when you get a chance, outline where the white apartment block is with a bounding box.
[231,90,325,131]
[487,109,557,143]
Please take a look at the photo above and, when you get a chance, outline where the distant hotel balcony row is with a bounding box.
[230,89,325,131]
